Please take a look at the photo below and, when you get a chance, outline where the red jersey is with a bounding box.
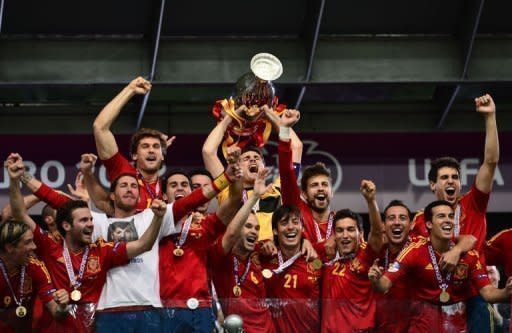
[261,252,321,333]
[485,228,512,277]
[32,225,129,333]
[410,184,490,251]
[102,152,163,211]
[0,257,55,333]
[375,241,415,333]
[321,242,378,333]
[278,140,332,244]
[384,238,491,333]
[159,213,226,308]
[209,240,275,333]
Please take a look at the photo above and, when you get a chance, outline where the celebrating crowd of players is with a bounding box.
[1,76,511,333]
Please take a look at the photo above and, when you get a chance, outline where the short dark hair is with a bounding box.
[300,162,331,191]
[55,200,89,236]
[333,209,364,234]
[383,200,412,222]
[162,169,192,194]
[41,204,56,220]
[0,220,31,252]
[130,128,167,160]
[109,173,138,193]
[190,168,213,181]
[428,157,460,183]
[424,200,452,227]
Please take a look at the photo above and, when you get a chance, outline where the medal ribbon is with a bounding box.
[175,214,193,249]
[313,211,334,242]
[63,241,90,290]
[273,250,302,274]
[454,204,461,237]
[233,257,251,287]
[137,170,161,200]
[384,238,411,270]
[324,251,356,267]
[427,242,452,292]
[0,258,25,307]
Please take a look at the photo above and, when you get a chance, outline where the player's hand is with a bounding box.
[281,109,301,128]
[225,146,242,181]
[360,179,376,202]
[4,153,25,180]
[67,172,89,202]
[368,259,384,282]
[324,235,336,260]
[53,289,70,307]
[301,238,318,261]
[505,277,512,296]
[253,168,272,197]
[151,199,167,217]
[260,240,278,257]
[439,247,461,272]
[160,134,176,150]
[475,94,496,114]
[79,153,97,175]
[128,76,152,95]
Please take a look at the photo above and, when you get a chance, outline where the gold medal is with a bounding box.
[439,289,450,303]
[312,259,323,270]
[233,285,242,297]
[15,305,27,318]
[71,289,82,302]
[262,269,273,279]
[173,247,184,257]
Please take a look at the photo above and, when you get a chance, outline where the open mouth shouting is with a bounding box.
[444,187,457,201]
[248,163,259,174]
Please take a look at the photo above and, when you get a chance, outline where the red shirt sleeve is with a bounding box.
[484,229,510,266]
[278,139,302,206]
[101,152,137,182]
[172,188,209,222]
[32,225,58,258]
[409,212,428,239]
[34,183,71,209]
[28,259,57,304]
[202,214,227,243]
[468,183,490,214]
[98,239,129,270]
[467,251,491,290]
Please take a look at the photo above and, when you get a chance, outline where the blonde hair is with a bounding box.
[0,220,30,251]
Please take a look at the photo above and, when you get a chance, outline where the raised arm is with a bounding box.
[264,106,303,163]
[79,153,114,215]
[202,115,232,177]
[126,199,166,258]
[221,168,270,253]
[474,94,499,194]
[93,77,151,160]
[2,194,40,222]
[360,180,384,252]
[5,153,38,231]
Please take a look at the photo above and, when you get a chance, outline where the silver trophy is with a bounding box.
[223,314,244,333]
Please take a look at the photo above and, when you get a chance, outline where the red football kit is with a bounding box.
[209,240,275,333]
[278,140,333,244]
[261,251,321,333]
[0,257,56,333]
[375,238,416,333]
[485,228,512,277]
[410,184,490,251]
[102,152,163,211]
[159,213,226,308]
[321,242,378,333]
[32,225,129,333]
[384,238,491,333]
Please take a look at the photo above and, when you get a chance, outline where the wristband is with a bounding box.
[279,126,291,140]
[212,172,233,193]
